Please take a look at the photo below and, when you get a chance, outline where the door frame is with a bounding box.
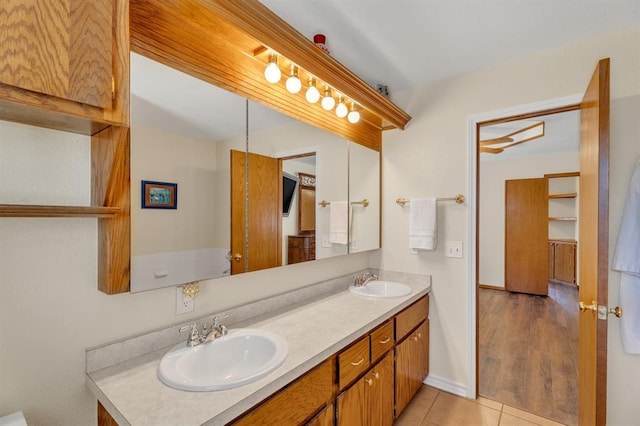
[466,94,583,399]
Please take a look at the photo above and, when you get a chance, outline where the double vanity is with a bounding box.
[86,272,430,425]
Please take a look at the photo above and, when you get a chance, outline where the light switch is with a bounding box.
[445,241,463,258]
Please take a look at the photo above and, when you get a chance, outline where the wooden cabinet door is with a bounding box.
[337,374,367,426]
[307,404,334,426]
[0,0,113,108]
[505,178,549,295]
[369,352,394,426]
[395,320,429,417]
[554,241,576,283]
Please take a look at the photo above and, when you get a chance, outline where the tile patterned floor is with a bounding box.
[395,386,567,426]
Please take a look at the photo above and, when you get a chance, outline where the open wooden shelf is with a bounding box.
[0,204,121,218]
[549,216,578,222]
[549,192,577,199]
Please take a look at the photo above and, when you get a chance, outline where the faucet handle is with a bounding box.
[211,313,229,337]
[179,323,202,346]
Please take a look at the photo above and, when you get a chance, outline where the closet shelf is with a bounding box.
[0,204,121,218]
[549,216,578,222]
[549,192,577,199]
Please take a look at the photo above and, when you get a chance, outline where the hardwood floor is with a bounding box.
[478,282,578,426]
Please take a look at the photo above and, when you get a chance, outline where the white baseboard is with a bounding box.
[424,374,468,398]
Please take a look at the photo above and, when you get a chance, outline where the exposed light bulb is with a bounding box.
[335,96,348,118]
[285,64,302,94]
[348,109,360,124]
[264,54,281,84]
[305,77,320,103]
[321,86,335,110]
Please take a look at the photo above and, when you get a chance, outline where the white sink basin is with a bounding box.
[349,280,412,298]
[157,328,287,392]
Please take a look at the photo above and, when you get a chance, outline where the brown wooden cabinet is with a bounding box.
[337,351,394,426]
[287,235,316,264]
[232,359,334,425]
[549,240,577,284]
[0,0,129,132]
[395,297,430,417]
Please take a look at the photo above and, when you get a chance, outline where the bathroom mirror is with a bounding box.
[348,142,381,253]
[129,53,352,291]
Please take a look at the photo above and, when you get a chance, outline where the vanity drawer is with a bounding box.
[338,336,370,389]
[370,319,394,362]
[233,359,334,425]
[396,295,429,341]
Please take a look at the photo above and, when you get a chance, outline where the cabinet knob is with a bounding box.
[232,253,243,262]
[364,378,373,386]
[372,371,380,380]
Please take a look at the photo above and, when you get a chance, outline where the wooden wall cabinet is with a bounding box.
[0,0,130,133]
[548,240,577,284]
[0,0,131,294]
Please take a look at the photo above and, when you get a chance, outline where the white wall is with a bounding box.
[479,152,579,288]
[381,24,640,423]
[0,119,369,424]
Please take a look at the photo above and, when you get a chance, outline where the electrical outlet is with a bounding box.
[176,286,195,315]
[445,241,463,258]
[322,234,332,248]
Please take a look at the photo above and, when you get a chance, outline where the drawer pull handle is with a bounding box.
[350,357,365,366]
[379,336,391,344]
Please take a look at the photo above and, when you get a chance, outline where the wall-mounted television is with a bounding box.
[282,172,299,217]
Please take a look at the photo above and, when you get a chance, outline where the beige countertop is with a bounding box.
[86,277,431,425]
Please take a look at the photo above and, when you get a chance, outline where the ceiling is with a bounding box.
[131,1,640,142]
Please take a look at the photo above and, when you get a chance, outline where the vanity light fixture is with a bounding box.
[321,86,336,110]
[285,64,302,94]
[264,54,281,84]
[305,77,320,103]
[347,102,361,124]
[335,95,348,118]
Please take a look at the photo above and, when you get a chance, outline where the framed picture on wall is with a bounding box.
[141,180,177,209]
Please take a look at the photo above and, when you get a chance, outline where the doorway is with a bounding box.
[476,108,581,425]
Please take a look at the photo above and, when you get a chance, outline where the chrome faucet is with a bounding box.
[203,314,229,343]
[353,272,378,287]
[179,313,229,346]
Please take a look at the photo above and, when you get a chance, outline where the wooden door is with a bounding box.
[337,374,367,426]
[395,320,429,416]
[230,150,247,275]
[369,352,394,426]
[0,0,113,108]
[230,150,282,274]
[307,404,334,426]
[505,178,549,295]
[578,58,610,425]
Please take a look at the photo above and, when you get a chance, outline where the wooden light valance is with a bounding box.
[129,0,411,152]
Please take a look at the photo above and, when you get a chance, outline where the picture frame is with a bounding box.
[141,180,177,209]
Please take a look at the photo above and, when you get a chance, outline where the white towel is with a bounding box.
[612,158,640,354]
[329,201,348,245]
[409,198,437,250]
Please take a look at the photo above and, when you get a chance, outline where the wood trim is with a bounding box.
[478,104,580,127]
[0,205,120,218]
[478,283,505,291]
[549,192,577,199]
[544,172,580,178]
[549,217,577,221]
[93,126,131,294]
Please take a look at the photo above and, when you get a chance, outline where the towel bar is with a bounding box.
[396,194,465,206]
